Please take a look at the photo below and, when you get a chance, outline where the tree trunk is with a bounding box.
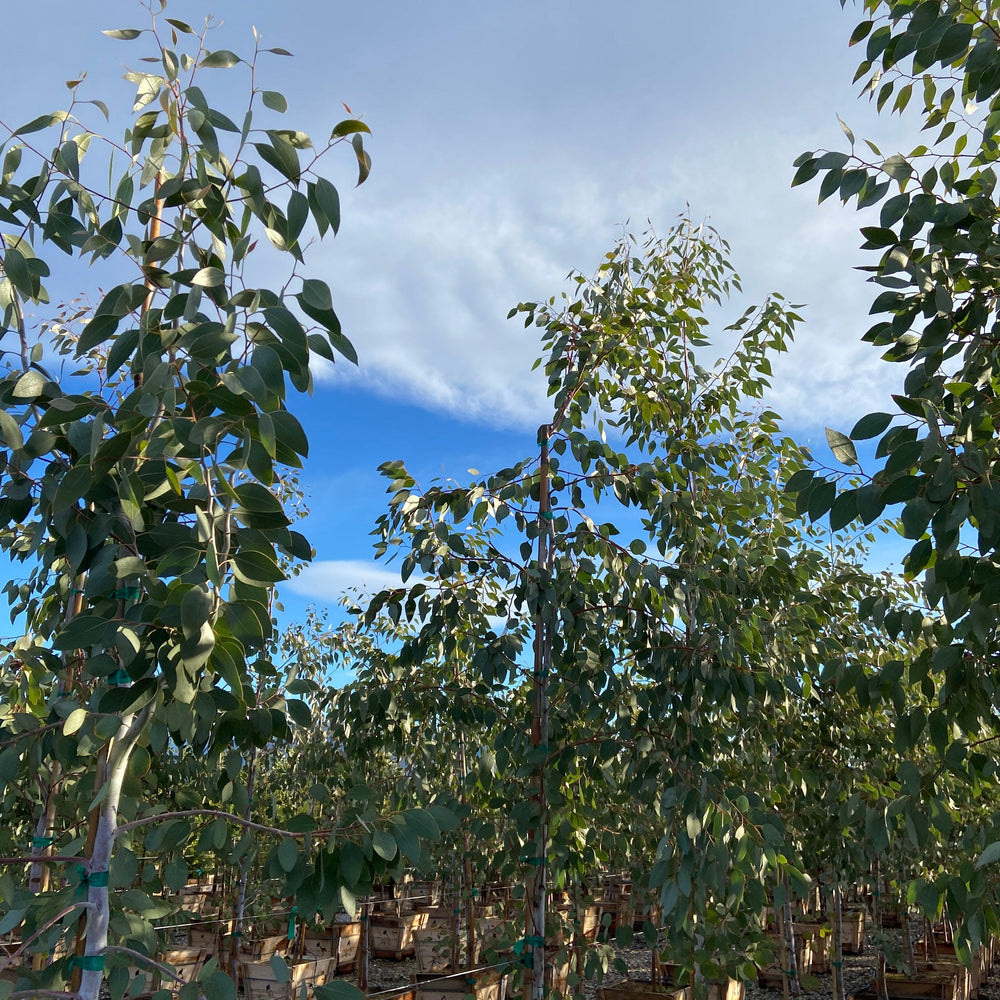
[77,704,153,1000]
[831,881,845,1000]
[524,423,553,1000]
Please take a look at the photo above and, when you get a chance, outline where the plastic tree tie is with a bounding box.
[513,935,545,958]
[540,511,554,520]
[114,586,139,600]
[76,868,110,896]
[72,955,105,972]
[32,836,54,848]
[471,889,480,897]
[831,961,843,967]
[109,669,131,686]
[232,931,243,937]
[288,905,298,941]
[519,855,545,866]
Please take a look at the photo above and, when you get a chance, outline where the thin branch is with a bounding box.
[101,946,184,983]
[8,902,94,961]
[0,855,82,866]
[116,808,328,839]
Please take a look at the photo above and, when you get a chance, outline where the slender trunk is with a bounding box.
[358,896,370,993]
[77,704,153,1000]
[874,859,888,1000]
[900,881,914,974]
[464,854,476,969]
[229,745,257,972]
[451,850,461,971]
[525,424,553,1000]
[832,882,844,1000]
[573,879,585,998]
[783,889,801,997]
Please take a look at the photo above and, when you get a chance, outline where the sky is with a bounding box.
[1,1,922,630]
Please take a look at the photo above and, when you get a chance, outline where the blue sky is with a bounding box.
[2,1,920,629]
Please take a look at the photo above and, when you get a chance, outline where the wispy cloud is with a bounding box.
[284,559,407,604]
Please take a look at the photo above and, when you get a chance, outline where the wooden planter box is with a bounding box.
[161,948,207,984]
[187,927,219,950]
[580,904,601,942]
[414,968,506,1000]
[241,956,335,1000]
[371,912,429,960]
[241,935,288,961]
[759,935,813,986]
[797,922,833,973]
[598,980,690,1000]
[841,909,866,954]
[707,981,744,1000]
[334,921,361,972]
[418,907,456,930]
[851,971,960,1000]
[477,917,510,957]
[414,928,461,974]
[915,962,971,1000]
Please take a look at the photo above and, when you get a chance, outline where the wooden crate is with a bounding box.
[241,956,334,1000]
[161,948,208,984]
[414,968,506,1000]
[841,909,866,954]
[797,923,833,974]
[851,971,960,1000]
[302,933,338,964]
[371,912,429,959]
[916,962,971,1000]
[414,928,458,974]
[598,980,690,1000]
[334,922,361,972]
[706,981,744,1000]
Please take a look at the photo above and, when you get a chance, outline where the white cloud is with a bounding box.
[284,559,407,603]
[313,112,916,438]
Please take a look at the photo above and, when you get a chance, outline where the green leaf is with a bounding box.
[191,267,225,287]
[254,132,300,183]
[312,177,341,235]
[351,134,371,185]
[829,490,859,532]
[403,807,440,841]
[316,983,365,1000]
[268,955,290,985]
[201,50,241,69]
[262,91,288,113]
[102,28,142,39]
[331,119,371,139]
[825,427,859,467]
[340,840,363,885]
[3,247,32,298]
[63,708,88,736]
[0,410,23,450]
[850,412,893,440]
[13,112,67,136]
[277,838,298,873]
[372,831,397,861]
[807,479,836,522]
[976,842,1000,869]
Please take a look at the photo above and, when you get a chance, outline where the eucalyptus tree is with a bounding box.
[0,9,448,1000]
[791,0,1000,954]
[355,219,890,998]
